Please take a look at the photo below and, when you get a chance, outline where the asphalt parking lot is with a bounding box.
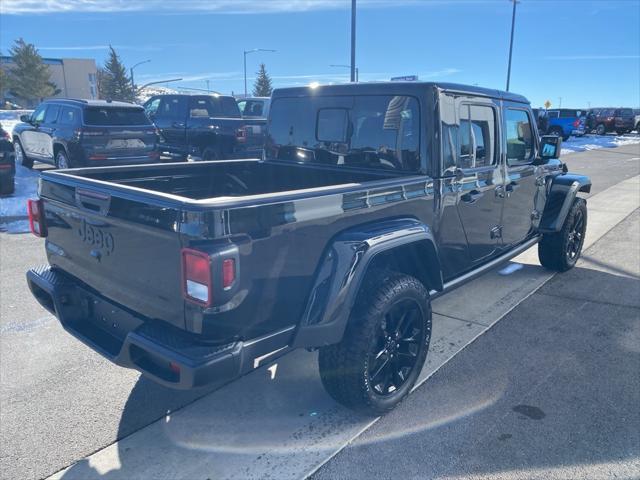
[1,143,639,480]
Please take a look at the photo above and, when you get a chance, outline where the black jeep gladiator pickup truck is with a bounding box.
[27,82,591,415]
[143,93,265,161]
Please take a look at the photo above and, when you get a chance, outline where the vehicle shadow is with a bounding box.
[55,267,640,480]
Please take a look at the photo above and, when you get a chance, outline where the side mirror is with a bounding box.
[20,114,31,123]
[539,135,561,160]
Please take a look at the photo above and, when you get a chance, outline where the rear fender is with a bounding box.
[538,173,591,233]
[292,218,442,348]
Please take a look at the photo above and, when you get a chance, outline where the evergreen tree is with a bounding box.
[5,39,57,104]
[252,63,273,97]
[98,46,136,102]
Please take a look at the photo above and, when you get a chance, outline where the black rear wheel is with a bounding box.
[318,271,432,416]
[595,124,606,136]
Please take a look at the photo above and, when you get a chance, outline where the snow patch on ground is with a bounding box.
[0,165,40,217]
[561,133,640,155]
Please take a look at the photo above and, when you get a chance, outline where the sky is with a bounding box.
[1,0,639,108]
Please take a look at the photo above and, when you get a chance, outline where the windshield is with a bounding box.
[83,107,151,126]
[266,95,421,171]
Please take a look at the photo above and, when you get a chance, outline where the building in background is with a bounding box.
[1,56,98,107]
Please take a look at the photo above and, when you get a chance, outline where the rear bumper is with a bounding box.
[27,265,292,389]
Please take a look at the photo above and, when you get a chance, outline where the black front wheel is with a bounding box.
[318,271,432,416]
[538,197,587,272]
[14,140,33,169]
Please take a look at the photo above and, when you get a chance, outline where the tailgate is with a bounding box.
[39,175,186,329]
[240,119,267,152]
[82,125,158,160]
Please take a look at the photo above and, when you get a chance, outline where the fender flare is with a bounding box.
[292,218,442,349]
[538,173,591,233]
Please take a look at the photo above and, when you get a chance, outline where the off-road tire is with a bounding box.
[318,270,432,416]
[538,197,587,272]
[595,124,606,136]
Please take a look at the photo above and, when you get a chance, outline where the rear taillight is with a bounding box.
[222,258,236,290]
[27,199,47,237]
[1,131,10,141]
[88,154,108,161]
[147,151,160,159]
[236,127,248,143]
[573,119,580,128]
[181,248,212,306]
[0,164,11,170]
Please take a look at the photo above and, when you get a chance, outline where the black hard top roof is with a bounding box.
[272,81,530,104]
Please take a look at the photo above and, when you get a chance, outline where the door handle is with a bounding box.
[461,189,482,204]
[171,122,185,128]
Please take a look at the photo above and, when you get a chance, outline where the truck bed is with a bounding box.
[73,159,399,201]
[37,159,429,344]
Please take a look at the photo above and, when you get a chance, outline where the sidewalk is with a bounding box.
[313,210,640,480]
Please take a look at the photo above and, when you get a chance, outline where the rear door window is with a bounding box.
[458,104,496,169]
[83,107,151,126]
[59,107,78,125]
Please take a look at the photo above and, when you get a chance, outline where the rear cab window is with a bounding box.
[83,107,151,126]
[267,94,421,172]
[189,96,241,118]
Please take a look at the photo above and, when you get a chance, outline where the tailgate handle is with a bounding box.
[75,188,111,215]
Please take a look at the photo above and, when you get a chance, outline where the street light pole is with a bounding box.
[130,59,151,89]
[505,0,518,91]
[244,48,276,97]
[351,0,357,83]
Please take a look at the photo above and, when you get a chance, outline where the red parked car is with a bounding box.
[586,108,635,135]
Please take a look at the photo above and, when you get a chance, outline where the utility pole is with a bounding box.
[505,0,518,91]
[206,80,210,93]
[350,0,357,83]
[558,97,562,108]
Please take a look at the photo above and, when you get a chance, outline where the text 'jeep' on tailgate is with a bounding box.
[27,82,591,415]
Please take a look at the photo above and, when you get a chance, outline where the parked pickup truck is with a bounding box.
[544,109,586,140]
[143,93,265,161]
[27,82,591,415]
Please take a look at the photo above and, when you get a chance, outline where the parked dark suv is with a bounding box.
[585,107,635,135]
[12,99,160,169]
